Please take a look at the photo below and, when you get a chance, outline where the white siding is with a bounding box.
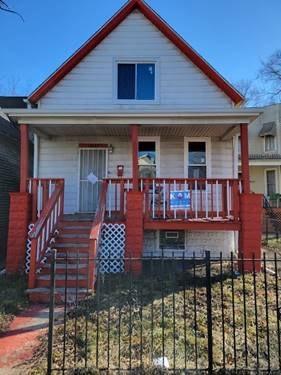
[40,10,232,111]
[143,230,237,258]
[211,139,233,178]
[39,136,131,213]
[39,136,234,213]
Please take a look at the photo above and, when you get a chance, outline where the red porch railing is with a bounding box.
[105,178,242,222]
[27,178,64,222]
[89,180,108,287]
[28,179,64,288]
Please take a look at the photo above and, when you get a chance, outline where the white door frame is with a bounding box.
[77,147,108,212]
[138,136,160,177]
[184,137,211,178]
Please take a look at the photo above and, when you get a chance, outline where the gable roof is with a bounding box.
[28,0,244,105]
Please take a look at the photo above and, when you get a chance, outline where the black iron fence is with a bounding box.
[47,251,281,374]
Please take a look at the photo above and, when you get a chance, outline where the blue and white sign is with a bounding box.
[170,190,191,209]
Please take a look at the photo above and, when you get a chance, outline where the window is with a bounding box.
[117,63,155,100]
[138,141,157,178]
[264,135,276,152]
[266,170,276,196]
[159,230,185,250]
[187,141,207,178]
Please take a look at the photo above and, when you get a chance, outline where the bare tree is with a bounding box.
[235,79,264,107]
[0,1,23,20]
[260,50,281,101]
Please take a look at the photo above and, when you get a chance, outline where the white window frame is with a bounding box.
[77,147,109,212]
[113,58,160,104]
[264,168,278,197]
[138,136,160,177]
[264,135,276,153]
[157,230,187,251]
[184,137,211,178]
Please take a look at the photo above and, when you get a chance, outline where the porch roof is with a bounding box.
[4,108,262,138]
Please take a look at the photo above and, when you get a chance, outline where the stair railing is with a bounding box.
[28,180,64,289]
[89,180,108,288]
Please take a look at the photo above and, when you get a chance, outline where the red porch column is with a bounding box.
[240,123,250,194]
[239,123,262,271]
[238,193,262,272]
[125,191,144,274]
[6,193,31,273]
[130,124,139,191]
[6,124,31,273]
[20,124,29,192]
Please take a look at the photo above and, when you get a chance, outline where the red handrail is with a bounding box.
[27,178,64,222]
[28,180,64,289]
[88,180,108,288]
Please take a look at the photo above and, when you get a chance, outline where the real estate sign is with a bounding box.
[170,191,191,209]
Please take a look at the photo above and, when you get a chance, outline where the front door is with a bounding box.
[79,149,107,212]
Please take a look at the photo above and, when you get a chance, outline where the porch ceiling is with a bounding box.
[4,108,262,139]
[30,123,239,139]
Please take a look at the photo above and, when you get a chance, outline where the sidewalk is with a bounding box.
[0,305,49,373]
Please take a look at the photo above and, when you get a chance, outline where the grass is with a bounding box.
[263,237,281,253]
[30,259,281,374]
[0,274,28,333]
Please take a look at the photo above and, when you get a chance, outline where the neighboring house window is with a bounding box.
[264,135,276,152]
[117,63,155,100]
[187,141,208,178]
[138,141,157,178]
[159,230,185,250]
[266,170,276,196]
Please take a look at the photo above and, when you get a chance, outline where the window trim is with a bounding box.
[184,137,211,178]
[138,136,160,177]
[157,230,187,251]
[264,135,276,153]
[264,168,278,197]
[114,58,159,104]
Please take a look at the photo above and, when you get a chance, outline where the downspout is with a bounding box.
[33,133,39,178]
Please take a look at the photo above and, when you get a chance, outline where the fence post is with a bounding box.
[205,251,213,374]
[47,250,56,375]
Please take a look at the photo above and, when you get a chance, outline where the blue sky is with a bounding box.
[0,0,280,96]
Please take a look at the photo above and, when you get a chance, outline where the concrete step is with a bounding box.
[61,228,91,234]
[59,221,92,228]
[56,237,89,244]
[63,215,94,222]
[26,287,93,304]
[41,263,88,275]
[59,233,89,238]
[37,274,88,288]
[55,243,89,248]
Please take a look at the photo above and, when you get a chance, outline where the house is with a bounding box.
[2,0,263,300]
[245,104,281,204]
[0,96,27,265]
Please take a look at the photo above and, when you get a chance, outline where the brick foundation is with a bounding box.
[239,193,263,272]
[125,191,144,274]
[6,192,31,274]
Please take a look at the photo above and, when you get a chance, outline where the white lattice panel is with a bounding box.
[99,223,126,273]
[25,223,34,274]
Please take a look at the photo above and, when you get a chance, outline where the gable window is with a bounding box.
[159,230,185,250]
[117,63,155,100]
[138,140,157,178]
[264,135,276,152]
[186,140,210,178]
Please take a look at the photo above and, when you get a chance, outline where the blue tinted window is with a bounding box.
[137,64,155,100]
[117,63,155,100]
[118,64,135,99]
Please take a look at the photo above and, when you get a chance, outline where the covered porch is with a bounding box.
[4,109,263,281]
[14,110,257,220]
